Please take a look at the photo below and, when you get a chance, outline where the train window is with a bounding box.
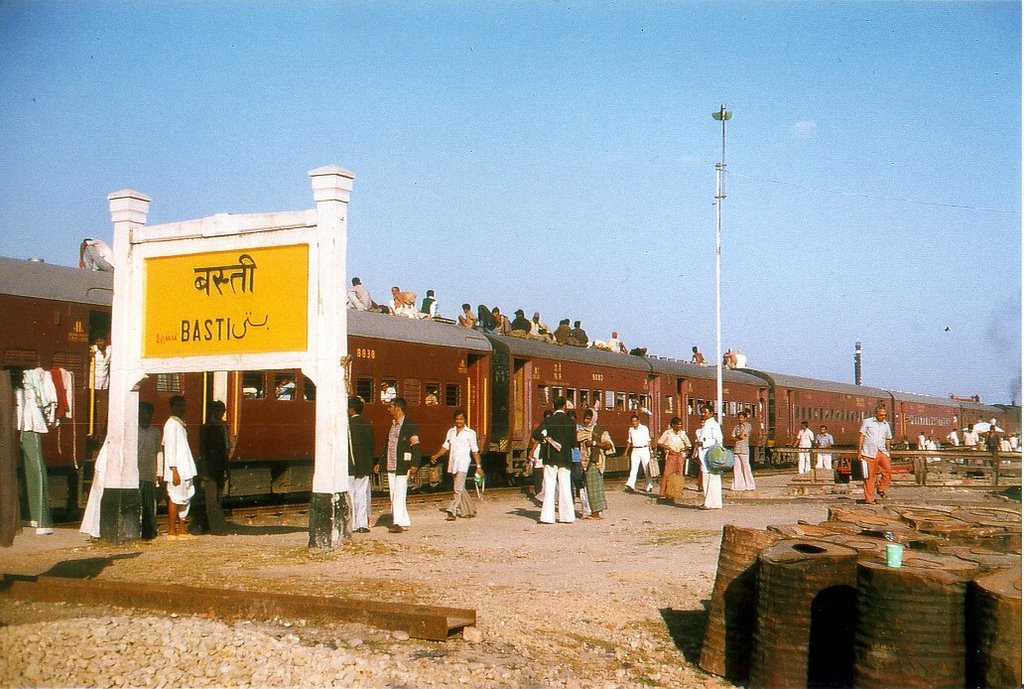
[356,377,374,403]
[156,373,183,393]
[242,371,266,399]
[615,392,626,412]
[640,394,651,413]
[445,383,460,407]
[591,390,601,408]
[566,388,577,408]
[3,349,39,368]
[273,373,297,400]
[403,379,421,405]
[538,385,551,406]
[303,377,316,401]
[605,390,615,410]
[553,387,563,404]
[380,379,397,404]
[425,383,440,406]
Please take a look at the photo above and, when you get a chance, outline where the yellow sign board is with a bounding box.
[143,244,309,357]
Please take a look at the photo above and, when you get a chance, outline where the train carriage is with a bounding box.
[484,334,655,476]
[889,390,960,447]
[228,310,493,495]
[746,370,892,454]
[646,358,767,459]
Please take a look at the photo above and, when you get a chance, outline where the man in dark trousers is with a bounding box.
[531,396,577,524]
[348,397,375,533]
[383,397,421,532]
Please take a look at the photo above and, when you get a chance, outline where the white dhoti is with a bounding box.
[699,447,723,509]
[816,453,832,471]
[540,465,574,523]
[388,472,410,527]
[80,444,107,538]
[350,475,371,530]
[798,451,811,474]
[165,478,195,518]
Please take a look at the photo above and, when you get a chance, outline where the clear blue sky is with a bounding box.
[1,1,1020,403]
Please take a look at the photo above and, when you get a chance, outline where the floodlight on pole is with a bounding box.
[712,103,731,425]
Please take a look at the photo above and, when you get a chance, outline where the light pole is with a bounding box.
[712,103,731,425]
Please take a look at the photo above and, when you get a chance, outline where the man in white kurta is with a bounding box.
[794,421,814,474]
[697,408,724,509]
[162,396,198,539]
[624,414,654,492]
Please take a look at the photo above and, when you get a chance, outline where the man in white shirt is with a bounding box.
[429,410,482,520]
[946,427,960,448]
[624,414,654,493]
[963,424,980,449]
[697,407,724,509]
[858,403,893,504]
[347,277,373,311]
[794,421,814,474]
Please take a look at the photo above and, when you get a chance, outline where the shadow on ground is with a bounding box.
[659,602,709,665]
[41,552,142,579]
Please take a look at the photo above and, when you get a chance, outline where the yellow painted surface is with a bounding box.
[143,245,309,357]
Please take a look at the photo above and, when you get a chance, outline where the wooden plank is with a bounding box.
[0,574,475,641]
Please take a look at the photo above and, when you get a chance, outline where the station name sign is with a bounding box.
[143,244,309,357]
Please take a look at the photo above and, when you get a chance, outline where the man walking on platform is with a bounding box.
[348,398,375,533]
[383,398,421,532]
[858,403,893,504]
[429,409,482,520]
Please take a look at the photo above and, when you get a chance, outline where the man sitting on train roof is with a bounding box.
[491,307,512,335]
[347,277,373,311]
[529,312,555,343]
[690,346,706,365]
[389,286,421,318]
[553,319,573,345]
[458,303,477,329]
[569,320,589,347]
[79,237,114,271]
[420,289,438,318]
[510,309,532,338]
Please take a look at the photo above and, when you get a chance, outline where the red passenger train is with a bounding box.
[2,256,1019,514]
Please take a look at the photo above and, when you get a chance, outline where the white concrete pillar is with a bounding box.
[307,166,354,547]
[101,189,150,542]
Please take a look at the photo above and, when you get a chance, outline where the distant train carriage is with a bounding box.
[889,390,960,447]
[746,370,891,456]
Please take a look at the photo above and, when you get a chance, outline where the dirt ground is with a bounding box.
[1,474,1018,688]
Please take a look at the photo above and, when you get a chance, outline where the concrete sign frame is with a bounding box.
[99,165,354,549]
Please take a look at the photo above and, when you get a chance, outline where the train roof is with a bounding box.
[0,256,114,306]
[887,389,962,408]
[349,310,491,352]
[645,357,767,386]
[746,369,891,399]
[486,334,653,371]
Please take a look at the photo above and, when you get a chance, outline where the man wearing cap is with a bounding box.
[510,309,532,337]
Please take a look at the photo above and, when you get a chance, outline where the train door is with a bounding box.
[785,389,796,445]
[511,359,527,444]
[466,353,489,442]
